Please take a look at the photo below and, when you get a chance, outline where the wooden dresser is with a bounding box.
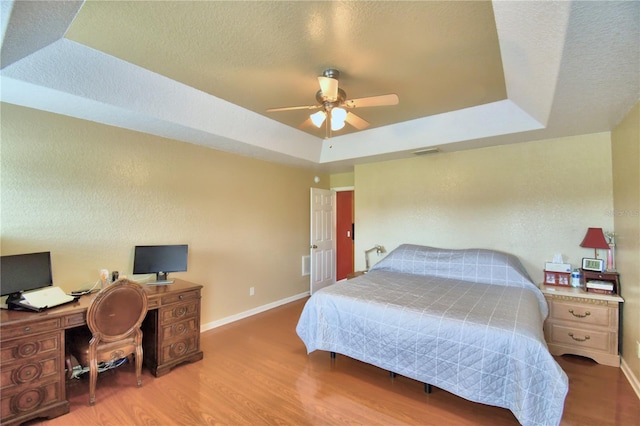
[0,279,203,425]
[540,284,623,367]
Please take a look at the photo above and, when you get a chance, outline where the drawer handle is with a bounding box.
[568,332,590,342]
[568,309,590,318]
[179,295,184,300]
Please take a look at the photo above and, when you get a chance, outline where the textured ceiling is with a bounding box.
[1,1,638,173]
[64,1,507,137]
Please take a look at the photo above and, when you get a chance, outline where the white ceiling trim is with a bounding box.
[1,37,323,166]
[492,0,571,126]
[320,99,543,163]
[0,0,83,69]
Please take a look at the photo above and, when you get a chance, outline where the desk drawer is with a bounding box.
[1,319,61,341]
[1,379,64,424]
[147,298,160,310]
[63,312,86,328]
[160,335,198,365]
[1,333,61,364]
[161,289,200,306]
[1,353,61,391]
[160,301,198,325]
[161,317,198,340]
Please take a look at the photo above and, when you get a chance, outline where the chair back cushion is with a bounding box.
[86,279,148,342]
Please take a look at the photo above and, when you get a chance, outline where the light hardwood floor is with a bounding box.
[30,298,639,425]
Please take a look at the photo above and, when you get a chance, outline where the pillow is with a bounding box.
[369,244,534,288]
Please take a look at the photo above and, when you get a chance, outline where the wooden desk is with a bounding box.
[0,279,204,425]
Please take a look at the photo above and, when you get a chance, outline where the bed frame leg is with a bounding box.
[330,352,336,359]
[424,383,432,394]
[390,371,397,378]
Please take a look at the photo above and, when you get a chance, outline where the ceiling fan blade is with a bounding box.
[318,76,339,101]
[345,112,370,130]
[298,117,316,130]
[266,105,320,112]
[344,94,399,109]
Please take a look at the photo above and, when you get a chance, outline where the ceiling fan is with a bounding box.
[267,69,399,138]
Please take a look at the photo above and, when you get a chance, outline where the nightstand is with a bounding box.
[540,284,623,367]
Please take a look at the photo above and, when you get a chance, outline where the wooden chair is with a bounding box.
[66,278,148,405]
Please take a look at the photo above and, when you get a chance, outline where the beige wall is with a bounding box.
[354,133,614,284]
[1,103,327,325]
[612,100,640,383]
[330,172,354,188]
[4,100,637,386]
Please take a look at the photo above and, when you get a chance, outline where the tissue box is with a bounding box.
[544,262,572,273]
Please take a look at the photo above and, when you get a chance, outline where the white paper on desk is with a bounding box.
[22,286,74,308]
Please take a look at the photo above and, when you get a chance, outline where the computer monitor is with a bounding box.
[1,252,53,304]
[133,245,188,284]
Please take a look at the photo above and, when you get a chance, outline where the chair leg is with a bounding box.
[65,355,73,380]
[89,356,98,405]
[135,346,143,387]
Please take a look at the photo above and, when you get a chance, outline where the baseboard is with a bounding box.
[201,291,310,332]
[621,356,640,400]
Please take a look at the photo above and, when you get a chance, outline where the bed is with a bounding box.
[296,244,569,426]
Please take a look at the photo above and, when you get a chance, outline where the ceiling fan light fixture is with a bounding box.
[310,110,326,128]
[268,68,398,138]
[331,107,347,131]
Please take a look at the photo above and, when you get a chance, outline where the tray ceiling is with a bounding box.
[1,1,638,172]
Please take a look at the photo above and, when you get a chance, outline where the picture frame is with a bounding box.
[544,270,571,286]
[582,257,605,272]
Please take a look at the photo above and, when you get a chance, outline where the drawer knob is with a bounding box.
[568,309,590,318]
[568,332,590,342]
[179,295,184,300]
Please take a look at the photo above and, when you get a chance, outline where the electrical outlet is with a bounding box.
[637,341,640,359]
[249,287,255,296]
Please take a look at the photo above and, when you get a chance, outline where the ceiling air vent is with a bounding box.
[412,147,440,156]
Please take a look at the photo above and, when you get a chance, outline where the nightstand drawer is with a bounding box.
[549,301,611,327]
[548,323,613,352]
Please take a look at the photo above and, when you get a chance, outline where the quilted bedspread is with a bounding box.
[296,245,569,426]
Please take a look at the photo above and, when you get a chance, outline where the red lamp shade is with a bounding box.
[580,227,609,258]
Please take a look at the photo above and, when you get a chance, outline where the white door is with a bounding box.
[310,188,336,294]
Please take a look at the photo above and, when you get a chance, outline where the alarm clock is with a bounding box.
[582,257,605,272]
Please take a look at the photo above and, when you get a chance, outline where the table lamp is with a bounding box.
[579,227,609,259]
[364,245,386,270]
